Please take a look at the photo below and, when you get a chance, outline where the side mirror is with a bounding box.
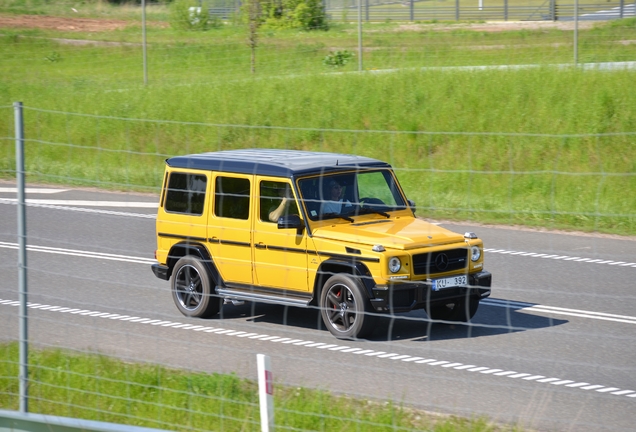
[407,199,416,214]
[277,214,304,231]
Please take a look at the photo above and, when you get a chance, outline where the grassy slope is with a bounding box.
[0,4,634,237]
[0,343,512,431]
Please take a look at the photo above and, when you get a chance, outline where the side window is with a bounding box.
[164,172,207,215]
[259,181,298,223]
[214,176,250,220]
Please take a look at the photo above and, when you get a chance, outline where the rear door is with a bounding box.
[206,174,253,286]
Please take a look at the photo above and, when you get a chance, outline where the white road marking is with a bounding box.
[0,199,156,218]
[483,298,636,325]
[0,188,68,194]
[0,242,633,325]
[485,248,636,268]
[0,198,157,208]
[2,200,632,269]
[4,297,632,399]
[0,241,156,264]
[1,195,634,273]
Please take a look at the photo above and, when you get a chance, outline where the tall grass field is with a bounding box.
[0,2,635,236]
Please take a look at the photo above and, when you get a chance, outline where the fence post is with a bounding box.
[14,101,28,414]
[550,0,556,21]
[455,0,459,20]
[358,0,363,71]
[410,0,414,21]
[257,354,274,432]
[142,0,148,85]
[504,0,508,20]
[574,0,578,65]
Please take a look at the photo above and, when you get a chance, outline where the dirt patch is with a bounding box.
[0,13,168,32]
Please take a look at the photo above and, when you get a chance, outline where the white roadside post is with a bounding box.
[257,354,274,431]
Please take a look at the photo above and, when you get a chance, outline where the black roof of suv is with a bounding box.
[166,149,391,177]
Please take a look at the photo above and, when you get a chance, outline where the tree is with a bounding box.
[247,0,261,73]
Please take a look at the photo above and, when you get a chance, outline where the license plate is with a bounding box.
[432,275,467,291]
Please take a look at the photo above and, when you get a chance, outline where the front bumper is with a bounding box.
[369,271,492,313]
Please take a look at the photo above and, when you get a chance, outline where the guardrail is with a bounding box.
[0,410,172,432]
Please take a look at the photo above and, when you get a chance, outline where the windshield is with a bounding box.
[297,169,408,221]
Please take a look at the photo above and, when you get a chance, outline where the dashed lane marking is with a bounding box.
[1,298,634,400]
[485,248,636,268]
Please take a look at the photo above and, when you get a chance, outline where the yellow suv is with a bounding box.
[152,149,491,339]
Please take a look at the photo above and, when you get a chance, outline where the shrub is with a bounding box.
[323,50,354,68]
[169,0,220,31]
[256,0,329,31]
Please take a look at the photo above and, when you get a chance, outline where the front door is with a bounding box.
[252,177,309,292]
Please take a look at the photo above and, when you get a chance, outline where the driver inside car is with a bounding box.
[320,179,353,215]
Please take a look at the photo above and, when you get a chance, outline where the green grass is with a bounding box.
[0,343,514,431]
[0,3,634,236]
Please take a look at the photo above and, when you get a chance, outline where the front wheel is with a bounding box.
[320,274,377,339]
[427,296,479,322]
[171,256,220,318]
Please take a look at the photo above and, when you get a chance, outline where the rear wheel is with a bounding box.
[320,274,377,339]
[171,256,220,318]
[427,296,479,322]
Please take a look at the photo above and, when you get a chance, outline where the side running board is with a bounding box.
[215,287,313,308]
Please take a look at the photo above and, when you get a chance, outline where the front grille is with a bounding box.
[412,248,468,276]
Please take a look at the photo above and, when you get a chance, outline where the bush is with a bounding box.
[323,50,354,68]
[257,0,329,31]
[169,0,221,31]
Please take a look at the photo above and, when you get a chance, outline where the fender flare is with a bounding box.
[166,242,222,287]
[315,258,376,300]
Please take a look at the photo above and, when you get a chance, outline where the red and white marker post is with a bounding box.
[257,354,274,431]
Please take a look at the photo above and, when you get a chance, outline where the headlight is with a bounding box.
[471,246,481,262]
[388,257,401,273]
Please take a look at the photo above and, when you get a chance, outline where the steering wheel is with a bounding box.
[359,197,385,209]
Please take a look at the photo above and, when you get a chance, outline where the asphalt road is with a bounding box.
[1,185,635,431]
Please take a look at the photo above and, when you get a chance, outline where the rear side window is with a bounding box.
[164,172,207,215]
[214,176,250,220]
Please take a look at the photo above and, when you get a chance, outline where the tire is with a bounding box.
[171,256,220,318]
[320,274,377,339]
[427,296,479,322]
